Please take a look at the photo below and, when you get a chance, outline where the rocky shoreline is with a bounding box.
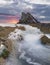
[0,37,13,65]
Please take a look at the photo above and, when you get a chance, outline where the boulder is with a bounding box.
[41,35,50,45]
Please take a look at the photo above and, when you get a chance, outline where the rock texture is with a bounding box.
[19,12,39,24]
[0,37,12,64]
[41,35,50,45]
[0,37,12,53]
[18,12,50,33]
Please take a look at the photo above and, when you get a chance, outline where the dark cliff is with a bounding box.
[19,12,39,24]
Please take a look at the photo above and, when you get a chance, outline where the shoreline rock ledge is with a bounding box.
[0,37,12,65]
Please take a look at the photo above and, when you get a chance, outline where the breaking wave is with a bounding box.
[5,24,50,65]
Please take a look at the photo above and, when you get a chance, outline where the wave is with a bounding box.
[7,24,50,65]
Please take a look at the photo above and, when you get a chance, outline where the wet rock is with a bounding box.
[16,34,24,41]
[41,35,50,45]
[0,37,6,42]
[16,26,26,31]
[0,37,12,59]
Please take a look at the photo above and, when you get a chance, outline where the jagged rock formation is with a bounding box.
[18,12,50,33]
[19,12,39,24]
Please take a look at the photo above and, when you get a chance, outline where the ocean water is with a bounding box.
[2,24,50,65]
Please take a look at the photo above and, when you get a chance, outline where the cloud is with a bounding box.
[0,0,33,15]
[0,0,14,6]
[31,4,50,22]
[0,0,50,22]
[25,0,50,5]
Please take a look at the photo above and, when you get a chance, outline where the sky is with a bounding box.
[0,0,50,23]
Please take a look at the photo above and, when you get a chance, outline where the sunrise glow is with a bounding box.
[0,15,19,24]
[0,19,19,24]
[7,19,19,24]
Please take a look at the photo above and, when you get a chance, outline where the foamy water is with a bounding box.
[0,23,15,27]
[5,24,50,65]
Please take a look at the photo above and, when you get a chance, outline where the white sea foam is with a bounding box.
[5,24,50,65]
[0,23,15,27]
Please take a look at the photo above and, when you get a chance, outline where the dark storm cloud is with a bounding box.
[0,0,33,14]
[30,4,50,22]
[0,0,50,22]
